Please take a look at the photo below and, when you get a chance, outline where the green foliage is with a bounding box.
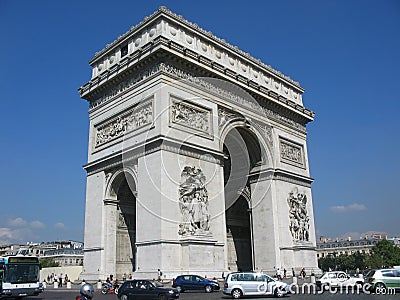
[368,239,400,268]
[318,240,400,271]
[40,258,60,268]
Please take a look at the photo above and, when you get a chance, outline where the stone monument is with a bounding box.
[78,7,318,280]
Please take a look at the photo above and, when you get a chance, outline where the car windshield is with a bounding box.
[4,264,39,283]
[365,270,375,278]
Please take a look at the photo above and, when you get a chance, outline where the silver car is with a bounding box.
[223,272,290,298]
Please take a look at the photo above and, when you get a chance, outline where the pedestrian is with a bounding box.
[129,274,132,280]
[276,268,282,280]
[283,268,287,278]
[123,273,127,282]
[292,268,295,277]
[157,269,162,281]
[300,268,306,279]
[58,274,63,287]
[65,274,69,284]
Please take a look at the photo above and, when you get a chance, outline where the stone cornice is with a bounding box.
[81,60,312,132]
[82,6,311,109]
[90,6,302,90]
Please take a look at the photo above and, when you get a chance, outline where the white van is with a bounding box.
[223,272,290,298]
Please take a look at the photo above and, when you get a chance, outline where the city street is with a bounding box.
[23,289,400,300]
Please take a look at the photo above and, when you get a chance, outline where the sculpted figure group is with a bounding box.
[178,166,210,235]
[287,188,310,242]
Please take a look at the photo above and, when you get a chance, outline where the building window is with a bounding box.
[121,44,128,57]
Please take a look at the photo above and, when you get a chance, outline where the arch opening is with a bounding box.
[112,172,137,278]
[224,126,262,272]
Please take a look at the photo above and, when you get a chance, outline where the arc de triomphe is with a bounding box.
[79,7,318,280]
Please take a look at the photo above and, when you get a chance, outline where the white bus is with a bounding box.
[0,256,42,299]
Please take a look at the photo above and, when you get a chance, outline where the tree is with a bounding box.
[40,258,60,268]
[367,240,400,268]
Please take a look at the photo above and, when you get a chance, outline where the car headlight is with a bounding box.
[169,290,174,294]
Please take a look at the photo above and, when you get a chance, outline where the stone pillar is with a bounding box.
[250,178,281,273]
[103,200,118,279]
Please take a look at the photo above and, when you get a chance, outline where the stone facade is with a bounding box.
[79,7,318,280]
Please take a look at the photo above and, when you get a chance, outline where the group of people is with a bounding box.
[45,273,69,286]
[275,267,307,280]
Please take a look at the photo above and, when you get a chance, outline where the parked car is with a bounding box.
[172,275,219,293]
[316,271,364,290]
[223,272,290,298]
[365,269,400,292]
[117,280,179,300]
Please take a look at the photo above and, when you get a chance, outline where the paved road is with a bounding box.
[22,289,400,300]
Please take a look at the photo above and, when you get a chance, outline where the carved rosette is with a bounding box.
[178,166,211,236]
[95,100,153,148]
[287,187,310,242]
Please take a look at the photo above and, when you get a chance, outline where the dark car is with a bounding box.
[172,275,220,293]
[117,279,179,300]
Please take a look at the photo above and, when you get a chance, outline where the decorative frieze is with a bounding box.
[288,187,310,242]
[94,99,153,148]
[88,62,306,133]
[170,97,211,136]
[279,138,305,168]
[90,65,161,109]
[178,166,211,236]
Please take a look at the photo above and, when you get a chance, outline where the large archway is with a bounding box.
[109,172,137,278]
[223,126,262,272]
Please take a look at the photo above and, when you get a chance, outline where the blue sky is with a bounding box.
[0,0,399,244]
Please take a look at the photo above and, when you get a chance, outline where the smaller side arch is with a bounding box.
[105,166,138,201]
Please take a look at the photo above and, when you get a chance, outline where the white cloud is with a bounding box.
[8,217,28,228]
[54,222,66,230]
[330,203,367,213]
[0,228,13,239]
[30,221,45,229]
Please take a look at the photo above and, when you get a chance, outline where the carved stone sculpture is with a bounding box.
[171,101,209,133]
[287,188,310,242]
[178,166,210,236]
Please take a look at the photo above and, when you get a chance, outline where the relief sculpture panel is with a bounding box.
[280,137,305,168]
[170,97,211,136]
[178,166,210,236]
[287,187,310,242]
[95,99,153,148]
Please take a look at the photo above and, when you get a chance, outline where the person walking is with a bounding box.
[157,269,162,281]
[58,274,63,287]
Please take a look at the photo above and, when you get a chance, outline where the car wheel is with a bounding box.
[274,288,284,298]
[375,282,387,293]
[120,295,128,300]
[231,288,242,299]
[175,285,183,293]
[205,285,213,293]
